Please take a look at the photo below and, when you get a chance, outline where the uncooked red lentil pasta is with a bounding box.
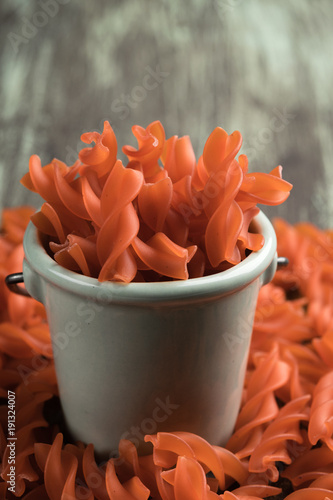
[1,131,333,497]
[20,121,292,282]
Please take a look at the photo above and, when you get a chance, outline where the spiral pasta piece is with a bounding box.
[313,329,333,368]
[274,218,333,308]
[50,234,99,278]
[0,366,21,398]
[222,485,281,499]
[114,440,160,498]
[21,158,95,239]
[54,166,90,220]
[35,433,94,500]
[82,443,109,500]
[145,431,225,490]
[205,162,244,266]
[122,121,165,179]
[163,207,189,247]
[138,177,173,232]
[309,473,333,489]
[161,135,196,183]
[253,296,314,345]
[202,128,242,175]
[308,371,333,449]
[31,203,66,243]
[100,159,144,221]
[0,206,35,245]
[281,445,333,487]
[226,346,291,458]
[79,120,118,178]
[284,489,333,500]
[82,173,104,226]
[248,395,311,481]
[237,166,293,206]
[171,174,198,219]
[106,460,150,500]
[21,156,68,206]
[1,388,52,496]
[161,455,220,500]
[132,233,196,280]
[97,203,140,282]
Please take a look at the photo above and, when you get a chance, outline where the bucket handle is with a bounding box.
[276,257,289,267]
[5,257,289,298]
[5,272,31,298]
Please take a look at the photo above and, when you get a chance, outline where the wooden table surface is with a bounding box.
[1,0,333,229]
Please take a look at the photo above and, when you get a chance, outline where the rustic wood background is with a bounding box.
[1,0,333,228]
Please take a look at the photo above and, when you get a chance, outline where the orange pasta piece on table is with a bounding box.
[225,485,281,499]
[308,371,333,450]
[283,489,333,500]
[105,460,150,500]
[82,444,110,500]
[226,346,291,458]
[146,431,225,491]
[309,473,333,490]
[313,329,333,368]
[281,445,333,487]
[161,455,219,500]
[0,206,35,244]
[248,395,310,481]
[117,440,160,499]
[35,434,94,500]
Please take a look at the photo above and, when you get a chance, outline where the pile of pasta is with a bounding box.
[1,206,333,499]
[20,121,292,282]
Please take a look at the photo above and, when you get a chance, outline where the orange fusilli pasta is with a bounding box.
[21,121,292,282]
[1,203,333,497]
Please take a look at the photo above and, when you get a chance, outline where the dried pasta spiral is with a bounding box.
[308,371,333,450]
[248,395,311,482]
[226,345,291,458]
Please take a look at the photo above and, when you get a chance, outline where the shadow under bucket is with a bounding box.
[21,210,277,458]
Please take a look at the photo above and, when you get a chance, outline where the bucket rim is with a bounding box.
[23,209,277,304]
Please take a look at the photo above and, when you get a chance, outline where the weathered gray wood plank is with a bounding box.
[1,0,333,228]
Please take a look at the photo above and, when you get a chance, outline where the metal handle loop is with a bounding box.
[277,257,289,269]
[5,272,31,297]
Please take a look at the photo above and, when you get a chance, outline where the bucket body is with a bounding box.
[23,211,277,457]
